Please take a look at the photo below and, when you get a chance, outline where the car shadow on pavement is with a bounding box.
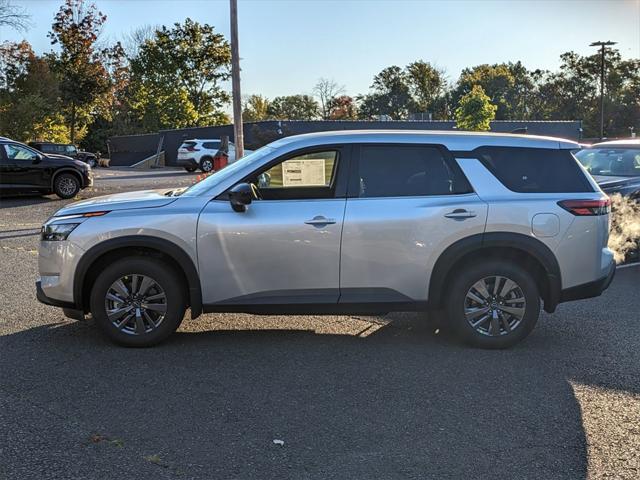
[0,194,57,208]
[3,268,639,479]
[1,313,590,479]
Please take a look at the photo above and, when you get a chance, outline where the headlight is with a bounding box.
[41,223,80,241]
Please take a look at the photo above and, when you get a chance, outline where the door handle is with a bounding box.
[444,209,477,219]
[305,216,336,226]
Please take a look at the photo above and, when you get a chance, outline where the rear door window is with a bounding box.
[203,141,221,150]
[356,145,472,198]
[475,147,594,193]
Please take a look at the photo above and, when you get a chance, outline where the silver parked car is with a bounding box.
[37,131,615,348]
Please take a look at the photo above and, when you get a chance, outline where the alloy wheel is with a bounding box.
[104,274,167,335]
[58,177,78,197]
[201,159,213,172]
[464,275,526,337]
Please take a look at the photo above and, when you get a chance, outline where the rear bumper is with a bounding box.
[560,260,616,303]
[176,158,198,167]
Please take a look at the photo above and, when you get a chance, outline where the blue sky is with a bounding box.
[2,0,639,99]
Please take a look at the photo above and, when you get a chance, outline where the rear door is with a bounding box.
[340,144,488,304]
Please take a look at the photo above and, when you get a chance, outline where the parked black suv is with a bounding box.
[0,137,92,199]
[29,141,98,168]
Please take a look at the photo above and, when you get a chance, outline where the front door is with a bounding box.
[0,144,44,188]
[340,144,488,304]
[197,147,350,306]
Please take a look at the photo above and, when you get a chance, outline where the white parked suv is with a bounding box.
[177,139,251,173]
[37,131,615,348]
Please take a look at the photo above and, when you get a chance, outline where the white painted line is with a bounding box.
[616,262,640,270]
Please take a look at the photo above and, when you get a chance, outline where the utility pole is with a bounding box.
[589,40,617,140]
[230,0,244,159]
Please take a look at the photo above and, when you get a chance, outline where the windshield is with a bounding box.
[181,145,274,196]
[575,148,640,177]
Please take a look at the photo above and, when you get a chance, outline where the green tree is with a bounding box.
[128,18,231,131]
[48,0,110,142]
[530,49,639,137]
[455,85,497,131]
[0,41,67,142]
[358,66,413,119]
[267,94,319,120]
[454,63,517,120]
[405,60,446,116]
[242,94,270,122]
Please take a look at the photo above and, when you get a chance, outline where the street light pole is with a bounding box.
[589,40,617,140]
[230,0,244,158]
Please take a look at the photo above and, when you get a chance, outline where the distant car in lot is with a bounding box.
[0,137,92,199]
[29,141,98,168]
[37,130,615,349]
[176,139,252,173]
[575,139,640,199]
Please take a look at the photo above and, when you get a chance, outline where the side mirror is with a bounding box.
[32,154,42,164]
[229,183,253,212]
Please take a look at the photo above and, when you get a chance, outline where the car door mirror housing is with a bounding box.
[32,154,42,164]
[229,183,253,212]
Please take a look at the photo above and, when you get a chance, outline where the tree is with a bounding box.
[267,95,319,120]
[0,0,30,31]
[313,78,345,120]
[128,18,231,130]
[328,95,357,120]
[48,0,110,142]
[405,60,446,116]
[359,66,413,119]
[454,85,497,131]
[242,94,270,122]
[454,63,517,120]
[529,49,639,137]
[0,41,67,142]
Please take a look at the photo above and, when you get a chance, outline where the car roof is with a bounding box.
[590,138,640,149]
[266,130,579,151]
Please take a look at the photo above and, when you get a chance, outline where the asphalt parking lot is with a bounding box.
[1,168,639,479]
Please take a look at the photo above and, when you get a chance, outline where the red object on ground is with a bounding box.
[213,152,229,171]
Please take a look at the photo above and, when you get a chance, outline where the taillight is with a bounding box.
[558,198,610,216]
[185,146,200,152]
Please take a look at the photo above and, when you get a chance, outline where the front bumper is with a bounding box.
[560,259,616,303]
[36,280,84,320]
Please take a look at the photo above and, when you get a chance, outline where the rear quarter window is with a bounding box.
[475,147,594,193]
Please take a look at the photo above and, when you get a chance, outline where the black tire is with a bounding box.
[89,257,186,347]
[445,260,540,349]
[199,156,214,173]
[53,173,81,199]
[184,165,197,172]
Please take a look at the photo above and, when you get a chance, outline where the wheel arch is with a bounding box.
[429,232,562,313]
[74,236,203,319]
[51,168,82,190]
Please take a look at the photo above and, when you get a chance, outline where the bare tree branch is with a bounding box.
[0,0,31,32]
[313,78,345,120]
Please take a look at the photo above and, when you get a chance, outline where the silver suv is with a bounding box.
[36,131,616,348]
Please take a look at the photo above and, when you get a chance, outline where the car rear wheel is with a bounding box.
[200,157,214,173]
[446,260,540,349]
[53,173,81,199]
[90,257,186,347]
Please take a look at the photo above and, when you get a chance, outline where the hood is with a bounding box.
[592,175,640,196]
[45,153,87,169]
[54,189,178,217]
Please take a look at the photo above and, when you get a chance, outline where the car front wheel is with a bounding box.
[89,257,186,347]
[53,173,81,199]
[199,157,214,173]
[446,260,540,349]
